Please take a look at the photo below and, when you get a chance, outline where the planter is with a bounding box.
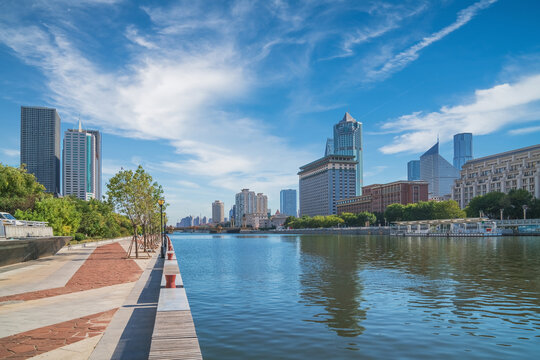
[165,274,176,288]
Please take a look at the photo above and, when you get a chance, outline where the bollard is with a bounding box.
[167,252,174,260]
[165,274,176,288]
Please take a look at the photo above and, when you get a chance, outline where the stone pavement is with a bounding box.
[0,238,157,360]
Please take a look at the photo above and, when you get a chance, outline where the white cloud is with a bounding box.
[366,0,497,82]
[1,148,19,157]
[509,125,540,136]
[379,73,540,154]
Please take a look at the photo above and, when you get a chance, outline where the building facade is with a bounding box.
[420,142,459,198]
[333,112,363,195]
[280,189,297,217]
[256,193,268,215]
[212,200,224,224]
[407,160,420,181]
[298,155,356,217]
[336,181,429,214]
[63,125,101,200]
[452,144,540,209]
[20,106,61,196]
[235,189,256,221]
[453,133,473,170]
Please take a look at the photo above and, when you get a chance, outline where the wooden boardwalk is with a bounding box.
[149,249,203,360]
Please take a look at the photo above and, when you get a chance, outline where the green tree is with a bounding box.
[433,200,465,219]
[15,197,81,236]
[384,203,405,222]
[0,164,45,214]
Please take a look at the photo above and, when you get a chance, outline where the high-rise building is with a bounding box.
[20,106,61,196]
[280,189,297,217]
[229,205,236,226]
[333,113,363,195]
[63,122,101,200]
[256,193,268,215]
[420,142,460,198]
[453,133,473,170]
[235,189,256,221]
[212,200,224,224]
[453,144,540,209]
[324,138,334,156]
[298,155,356,216]
[407,160,420,181]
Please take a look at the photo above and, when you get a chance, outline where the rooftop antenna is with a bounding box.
[78,113,82,132]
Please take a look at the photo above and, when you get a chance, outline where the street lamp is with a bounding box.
[522,205,528,220]
[158,198,165,258]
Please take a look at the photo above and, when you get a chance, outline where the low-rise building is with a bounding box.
[336,180,429,214]
[452,144,540,209]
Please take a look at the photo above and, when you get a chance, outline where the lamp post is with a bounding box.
[522,205,528,220]
[158,198,165,258]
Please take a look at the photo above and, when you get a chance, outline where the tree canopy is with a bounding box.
[384,200,466,223]
[465,189,539,219]
[0,163,45,214]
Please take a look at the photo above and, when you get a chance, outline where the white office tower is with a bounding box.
[212,200,225,224]
[63,122,101,200]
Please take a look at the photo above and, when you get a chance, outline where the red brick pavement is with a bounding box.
[0,308,117,360]
[0,242,143,303]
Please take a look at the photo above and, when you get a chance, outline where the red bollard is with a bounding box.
[167,252,173,260]
[165,274,176,288]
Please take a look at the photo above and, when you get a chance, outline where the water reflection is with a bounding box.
[298,236,367,337]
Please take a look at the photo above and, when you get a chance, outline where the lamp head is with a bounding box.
[158,199,165,206]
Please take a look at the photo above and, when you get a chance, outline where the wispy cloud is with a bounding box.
[379,73,540,154]
[366,0,498,82]
[509,125,540,136]
[1,148,19,158]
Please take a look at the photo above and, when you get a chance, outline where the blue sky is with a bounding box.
[1,0,540,222]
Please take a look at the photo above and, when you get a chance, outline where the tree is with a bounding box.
[15,197,81,236]
[433,200,465,219]
[466,192,505,218]
[384,203,405,222]
[0,163,45,214]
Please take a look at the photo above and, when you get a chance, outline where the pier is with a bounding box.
[0,236,201,359]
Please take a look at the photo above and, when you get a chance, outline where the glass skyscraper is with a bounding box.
[407,160,421,180]
[280,189,297,217]
[333,113,363,195]
[453,133,473,170]
[63,125,101,200]
[20,106,61,196]
[420,142,460,197]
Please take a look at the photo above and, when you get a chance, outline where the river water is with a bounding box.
[171,233,540,359]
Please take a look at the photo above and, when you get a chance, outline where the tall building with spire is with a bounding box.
[20,106,61,196]
[420,141,459,198]
[333,112,363,195]
[63,120,102,200]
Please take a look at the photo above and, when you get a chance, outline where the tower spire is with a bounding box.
[78,114,82,132]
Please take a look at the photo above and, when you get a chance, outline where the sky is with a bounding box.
[1,0,540,223]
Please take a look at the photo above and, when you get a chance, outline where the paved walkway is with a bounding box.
[0,238,157,360]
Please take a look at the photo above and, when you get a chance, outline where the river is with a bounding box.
[171,233,540,359]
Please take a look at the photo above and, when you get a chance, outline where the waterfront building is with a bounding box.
[259,210,289,229]
[235,189,256,222]
[452,144,540,209]
[63,122,101,200]
[256,193,268,215]
[202,216,207,225]
[178,216,193,227]
[333,112,363,195]
[420,142,459,198]
[212,200,225,224]
[280,189,297,217]
[453,133,473,170]
[229,205,236,226]
[20,106,61,196]
[298,155,356,217]
[407,160,420,181]
[336,180,429,214]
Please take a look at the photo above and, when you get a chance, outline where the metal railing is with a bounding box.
[1,219,49,227]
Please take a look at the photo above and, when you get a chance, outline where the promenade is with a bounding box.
[0,238,162,359]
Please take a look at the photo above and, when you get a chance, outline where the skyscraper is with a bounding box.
[407,160,421,181]
[333,112,363,195]
[453,133,473,170]
[324,138,334,156]
[20,106,61,196]
[420,142,460,197]
[235,189,256,221]
[63,122,101,200]
[280,189,297,217]
[212,200,224,224]
[298,155,356,216]
[256,193,268,215]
